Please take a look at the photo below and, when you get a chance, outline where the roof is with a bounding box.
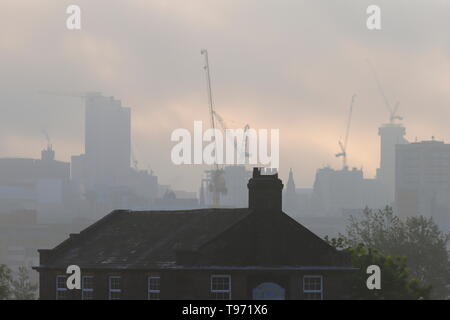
[37,207,353,271]
[40,208,251,270]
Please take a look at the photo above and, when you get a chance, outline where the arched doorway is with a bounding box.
[252,282,285,300]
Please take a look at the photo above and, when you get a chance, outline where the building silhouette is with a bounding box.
[0,145,75,223]
[35,168,354,300]
[377,123,408,201]
[395,139,450,230]
[71,93,131,190]
[70,93,159,219]
[311,166,387,217]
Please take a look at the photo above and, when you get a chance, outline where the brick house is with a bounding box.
[34,168,355,300]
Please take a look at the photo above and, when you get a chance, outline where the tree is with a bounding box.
[341,206,450,299]
[345,206,405,253]
[11,266,37,300]
[0,264,12,300]
[348,245,430,300]
[325,237,431,299]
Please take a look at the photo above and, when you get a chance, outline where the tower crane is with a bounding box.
[201,49,227,208]
[366,59,403,124]
[213,111,251,161]
[336,94,356,170]
[42,129,52,148]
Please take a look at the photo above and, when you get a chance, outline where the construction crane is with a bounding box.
[201,49,227,208]
[42,129,51,148]
[366,59,403,124]
[213,110,251,161]
[336,94,356,170]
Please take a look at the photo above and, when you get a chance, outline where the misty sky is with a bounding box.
[1,0,450,191]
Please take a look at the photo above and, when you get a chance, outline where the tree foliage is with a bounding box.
[348,245,430,299]
[325,237,431,299]
[0,264,12,300]
[0,265,37,300]
[11,266,37,300]
[337,206,450,299]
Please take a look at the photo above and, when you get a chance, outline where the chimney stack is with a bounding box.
[248,168,283,212]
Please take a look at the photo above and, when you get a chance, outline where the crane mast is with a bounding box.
[201,49,219,166]
[366,59,403,124]
[201,49,226,207]
[336,94,356,170]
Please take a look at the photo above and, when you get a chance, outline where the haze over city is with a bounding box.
[1,0,450,304]
[2,0,450,191]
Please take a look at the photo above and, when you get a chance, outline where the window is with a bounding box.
[303,276,323,300]
[109,276,122,300]
[210,275,231,300]
[56,275,68,300]
[148,276,160,300]
[82,276,94,300]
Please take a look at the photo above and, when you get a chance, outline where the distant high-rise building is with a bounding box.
[71,93,131,188]
[0,145,74,222]
[70,93,160,219]
[395,140,450,229]
[312,166,388,217]
[78,93,131,188]
[376,123,408,201]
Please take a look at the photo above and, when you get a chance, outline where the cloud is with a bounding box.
[1,0,450,190]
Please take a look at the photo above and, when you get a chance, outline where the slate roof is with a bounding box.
[40,208,251,270]
[36,169,355,274]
